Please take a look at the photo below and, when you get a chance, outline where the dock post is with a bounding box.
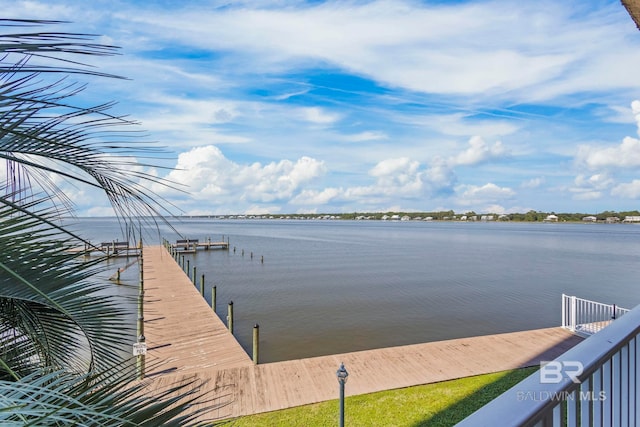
[186,259,190,275]
[200,274,205,296]
[251,252,253,260]
[116,268,121,284]
[192,266,197,285]
[253,324,259,364]
[261,255,264,264]
[227,301,234,334]
[212,286,217,312]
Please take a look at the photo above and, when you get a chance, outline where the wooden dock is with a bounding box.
[140,245,584,422]
[68,241,140,257]
[169,238,229,253]
[142,245,252,376]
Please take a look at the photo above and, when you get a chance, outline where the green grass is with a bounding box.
[220,366,537,427]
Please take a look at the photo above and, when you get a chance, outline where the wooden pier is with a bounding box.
[68,241,140,257]
[170,238,229,253]
[140,245,584,422]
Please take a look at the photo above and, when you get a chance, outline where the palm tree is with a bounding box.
[0,19,207,425]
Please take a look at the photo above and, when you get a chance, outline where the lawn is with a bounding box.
[221,366,537,426]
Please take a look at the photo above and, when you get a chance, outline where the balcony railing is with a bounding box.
[562,294,629,336]
[456,298,640,426]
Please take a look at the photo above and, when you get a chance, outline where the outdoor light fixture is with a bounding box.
[336,363,349,427]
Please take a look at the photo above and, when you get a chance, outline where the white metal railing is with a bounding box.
[562,294,629,336]
[456,300,640,426]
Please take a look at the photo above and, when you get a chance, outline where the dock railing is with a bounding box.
[562,294,630,336]
[457,298,640,426]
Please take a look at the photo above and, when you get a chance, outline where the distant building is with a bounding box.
[623,216,640,223]
[582,216,597,222]
[544,214,558,222]
[606,217,621,223]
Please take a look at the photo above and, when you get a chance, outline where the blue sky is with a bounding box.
[4,0,640,216]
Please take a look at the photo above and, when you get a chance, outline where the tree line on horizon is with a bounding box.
[188,209,640,222]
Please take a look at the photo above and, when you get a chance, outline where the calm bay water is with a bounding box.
[69,218,640,363]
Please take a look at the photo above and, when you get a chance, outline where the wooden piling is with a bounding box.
[253,324,259,364]
[200,274,205,296]
[192,266,197,285]
[212,285,217,312]
[227,301,234,334]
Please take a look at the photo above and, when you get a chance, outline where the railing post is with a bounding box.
[562,293,567,329]
[570,295,577,332]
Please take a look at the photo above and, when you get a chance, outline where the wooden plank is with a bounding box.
[141,245,584,422]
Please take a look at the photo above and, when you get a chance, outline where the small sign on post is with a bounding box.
[133,342,147,356]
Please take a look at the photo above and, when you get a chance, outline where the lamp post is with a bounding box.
[336,362,348,427]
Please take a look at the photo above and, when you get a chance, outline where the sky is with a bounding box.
[3,0,640,216]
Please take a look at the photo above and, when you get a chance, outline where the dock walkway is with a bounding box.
[141,245,583,422]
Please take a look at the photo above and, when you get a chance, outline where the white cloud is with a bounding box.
[612,180,640,199]
[575,102,640,170]
[369,157,424,195]
[290,187,342,205]
[120,1,639,102]
[633,100,640,136]
[424,157,457,193]
[342,131,387,142]
[569,173,614,201]
[156,146,326,205]
[456,183,516,206]
[401,113,519,138]
[299,107,341,125]
[449,136,507,166]
[577,137,640,169]
[521,177,545,189]
[573,173,614,191]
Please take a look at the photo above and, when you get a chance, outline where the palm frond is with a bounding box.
[0,362,217,426]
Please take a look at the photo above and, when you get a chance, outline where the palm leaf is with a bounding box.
[0,20,216,425]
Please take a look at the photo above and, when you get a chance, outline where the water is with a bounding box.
[68,218,640,363]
